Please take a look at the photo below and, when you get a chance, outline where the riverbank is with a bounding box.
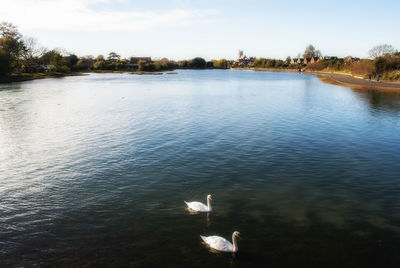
[233,67,400,92]
[0,72,87,83]
[316,72,400,92]
[3,69,400,92]
[0,70,178,83]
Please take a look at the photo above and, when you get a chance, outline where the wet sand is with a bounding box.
[241,68,400,92]
[316,73,400,92]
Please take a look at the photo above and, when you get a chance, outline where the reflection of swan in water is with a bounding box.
[206,212,211,227]
[201,231,242,253]
[186,210,212,226]
[184,194,212,212]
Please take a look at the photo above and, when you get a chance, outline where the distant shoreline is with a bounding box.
[232,67,400,92]
[2,69,400,92]
[0,70,174,83]
[0,72,88,83]
[315,72,400,92]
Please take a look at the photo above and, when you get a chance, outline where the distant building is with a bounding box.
[309,57,320,64]
[233,50,255,67]
[130,57,152,64]
[238,50,244,60]
[323,56,338,61]
[289,56,332,65]
[79,58,95,67]
[43,64,53,70]
[344,56,360,63]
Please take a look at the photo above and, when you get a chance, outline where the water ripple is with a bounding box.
[0,70,400,267]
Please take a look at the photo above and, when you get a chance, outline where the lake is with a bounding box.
[0,70,399,267]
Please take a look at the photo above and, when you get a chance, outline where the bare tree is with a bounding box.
[21,37,41,72]
[23,37,46,58]
[303,44,321,59]
[368,44,395,59]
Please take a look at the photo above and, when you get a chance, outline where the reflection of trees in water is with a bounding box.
[0,83,34,151]
[352,87,400,114]
[0,83,22,92]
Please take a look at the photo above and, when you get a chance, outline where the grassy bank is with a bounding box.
[306,54,400,81]
[233,66,400,92]
[0,72,88,83]
[0,69,182,83]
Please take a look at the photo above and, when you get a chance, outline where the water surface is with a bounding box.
[1,70,399,267]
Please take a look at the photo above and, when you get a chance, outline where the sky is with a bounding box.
[1,0,400,60]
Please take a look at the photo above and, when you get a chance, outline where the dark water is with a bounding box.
[0,70,400,267]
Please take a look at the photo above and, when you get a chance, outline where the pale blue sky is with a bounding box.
[1,0,399,60]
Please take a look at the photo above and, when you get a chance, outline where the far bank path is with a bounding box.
[314,73,400,92]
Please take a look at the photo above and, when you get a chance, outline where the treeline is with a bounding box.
[252,44,400,80]
[176,58,230,69]
[253,58,286,68]
[137,59,175,72]
[251,44,321,69]
[2,21,400,81]
[0,21,174,76]
[137,58,230,71]
[306,51,400,80]
[0,22,86,78]
[0,21,232,81]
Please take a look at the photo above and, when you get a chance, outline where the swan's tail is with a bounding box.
[200,235,207,242]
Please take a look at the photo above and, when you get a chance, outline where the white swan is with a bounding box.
[184,194,212,212]
[201,231,242,253]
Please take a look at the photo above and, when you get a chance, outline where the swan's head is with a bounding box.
[207,194,213,201]
[233,231,242,240]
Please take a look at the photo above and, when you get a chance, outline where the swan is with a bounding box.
[184,194,213,212]
[200,231,242,253]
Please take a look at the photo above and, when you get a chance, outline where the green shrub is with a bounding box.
[57,65,70,73]
[212,59,229,69]
[93,60,106,70]
[0,49,11,76]
[374,57,387,74]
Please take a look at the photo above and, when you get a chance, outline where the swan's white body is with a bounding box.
[184,195,212,212]
[200,231,241,253]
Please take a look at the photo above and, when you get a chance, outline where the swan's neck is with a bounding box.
[232,234,238,252]
[207,198,211,211]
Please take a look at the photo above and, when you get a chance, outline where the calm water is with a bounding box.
[0,70,400,267]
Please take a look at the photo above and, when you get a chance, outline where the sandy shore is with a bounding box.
[316,73,400,92]
[245,68,400,92]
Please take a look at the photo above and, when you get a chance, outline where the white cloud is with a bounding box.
[0,0,216,32]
